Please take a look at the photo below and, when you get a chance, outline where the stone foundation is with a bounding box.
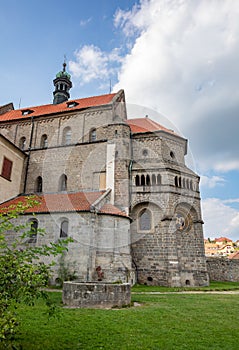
[62,282,131,308]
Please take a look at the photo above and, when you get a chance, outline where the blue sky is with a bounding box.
[1,0,239,240]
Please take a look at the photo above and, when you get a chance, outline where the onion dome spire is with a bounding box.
[53,61,72,104]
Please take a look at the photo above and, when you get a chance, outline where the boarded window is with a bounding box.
[1,157,13,181]
[139,209,151,231]
[99,172,106,190]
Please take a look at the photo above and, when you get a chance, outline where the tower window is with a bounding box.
[141,174,145,186]
[157,174,161,185]
[146,174,150,186]
[36,176,43,193]
[59,174,67,191]
[135,175,140,186]
[60,219,69,238]
[28,219,38,243]
[139,209,151,231]
[19,137,26,150]
[41,134,48,148]
[62,127,71,145]
[90,128,96,142]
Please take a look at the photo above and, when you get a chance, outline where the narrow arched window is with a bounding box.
[41,134,48,148]
[157,174,161,185]
[178,177,182,187]
[60,219,68,238]
[186,179,189,189]
[135,175,140,186]
[152,174,156,186]
[90,128,96,142]
[146,174,150,186]
[139,209,151,231]
[182,178,185,188]
[28,219,38,243]
[141,175,145,186]
[59,174,67,191]
[19,137,26,150]
[36,176,43,193]
[190,180,193,190]
[175,176,178,187]
[62,127,71,145]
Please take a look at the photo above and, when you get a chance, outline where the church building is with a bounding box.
[0,64,209,287]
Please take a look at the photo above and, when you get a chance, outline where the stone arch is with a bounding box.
[130,201,162,235]
[40,134,48,148]
[135,174,140,186]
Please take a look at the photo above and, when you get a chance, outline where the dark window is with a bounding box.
[41,134,48,148]
[146,174,150,186]
[142,149,148,156]
[28,219,38,243]
[170,151,175,158]
[90,129,96,142]
[157,174,161,185]
[141,174,145,186]
[175,176,178,187]
[59,174,67,191]
[135,175,140,186]
[19,137,26,150]
[60,220,68,238]
[36,176,43,193]
[1,157,13,181]
[178,177,182,187]
[139,209,151,231]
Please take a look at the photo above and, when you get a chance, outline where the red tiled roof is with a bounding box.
[127,117,176,135]
[0,93,116,122]
[0,192,127,217]
[215,237,232,242]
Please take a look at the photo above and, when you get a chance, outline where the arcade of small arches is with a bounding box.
[134,173,161,187]
[174,175,198,191]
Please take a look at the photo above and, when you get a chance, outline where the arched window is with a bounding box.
[36,176,43,193]
[62,127,71,145]
[41,134,48,148]
[28,219,38,243]
[175,176,178,187]
[190,180,193,190]
[146,174,150,186]
[186,179,189,189]
[60,219,68,238]
[19,137,26,150]
[59,174,67,191]
[141,174,145,186]
[139,209,151,231]
[90,128,96,142]
[178,177,182,187]
[157,174,161,185]
[135,175,140,186]
[152,174,156,185]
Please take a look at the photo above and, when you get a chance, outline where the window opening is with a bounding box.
[152,174,156,185]
[1,157,13,181]
[62,127,71,145]
[60,220,68,238]
[28,219,38,243]
[41,134,48,148]
[90,129,97,142]
[36,176,43,193]
[146,174,150,186]
[141,174,145,186]
[59,174,67,191]
[157,174,161,185]
[139,209,151,231]
[19,137,26,150]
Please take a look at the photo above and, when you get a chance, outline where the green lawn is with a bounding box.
[13,284,239,350]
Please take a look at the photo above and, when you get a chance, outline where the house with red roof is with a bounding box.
[0,63,209,287]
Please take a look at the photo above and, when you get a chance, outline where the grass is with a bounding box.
[132,280,239,293]
[11,282,239,350]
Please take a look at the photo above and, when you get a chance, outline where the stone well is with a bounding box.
[62,282,131,308]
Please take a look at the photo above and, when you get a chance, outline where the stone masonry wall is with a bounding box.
[207,257,239,282]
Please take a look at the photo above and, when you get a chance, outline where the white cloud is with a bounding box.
[202,198,239,240]
[79,17,92,27]
[113,0,239,172]
[200,175,226,189]
[69,45,122,86]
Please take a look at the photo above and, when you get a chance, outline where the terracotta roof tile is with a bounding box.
[0,192,128,218]
[127,117,176,135]
[0,93,116,122]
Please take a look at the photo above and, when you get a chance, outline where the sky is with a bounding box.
[0,0,239,240]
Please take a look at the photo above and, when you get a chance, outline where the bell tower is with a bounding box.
[53,62,72,104]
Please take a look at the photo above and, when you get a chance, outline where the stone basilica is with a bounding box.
[0,64,209,287]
